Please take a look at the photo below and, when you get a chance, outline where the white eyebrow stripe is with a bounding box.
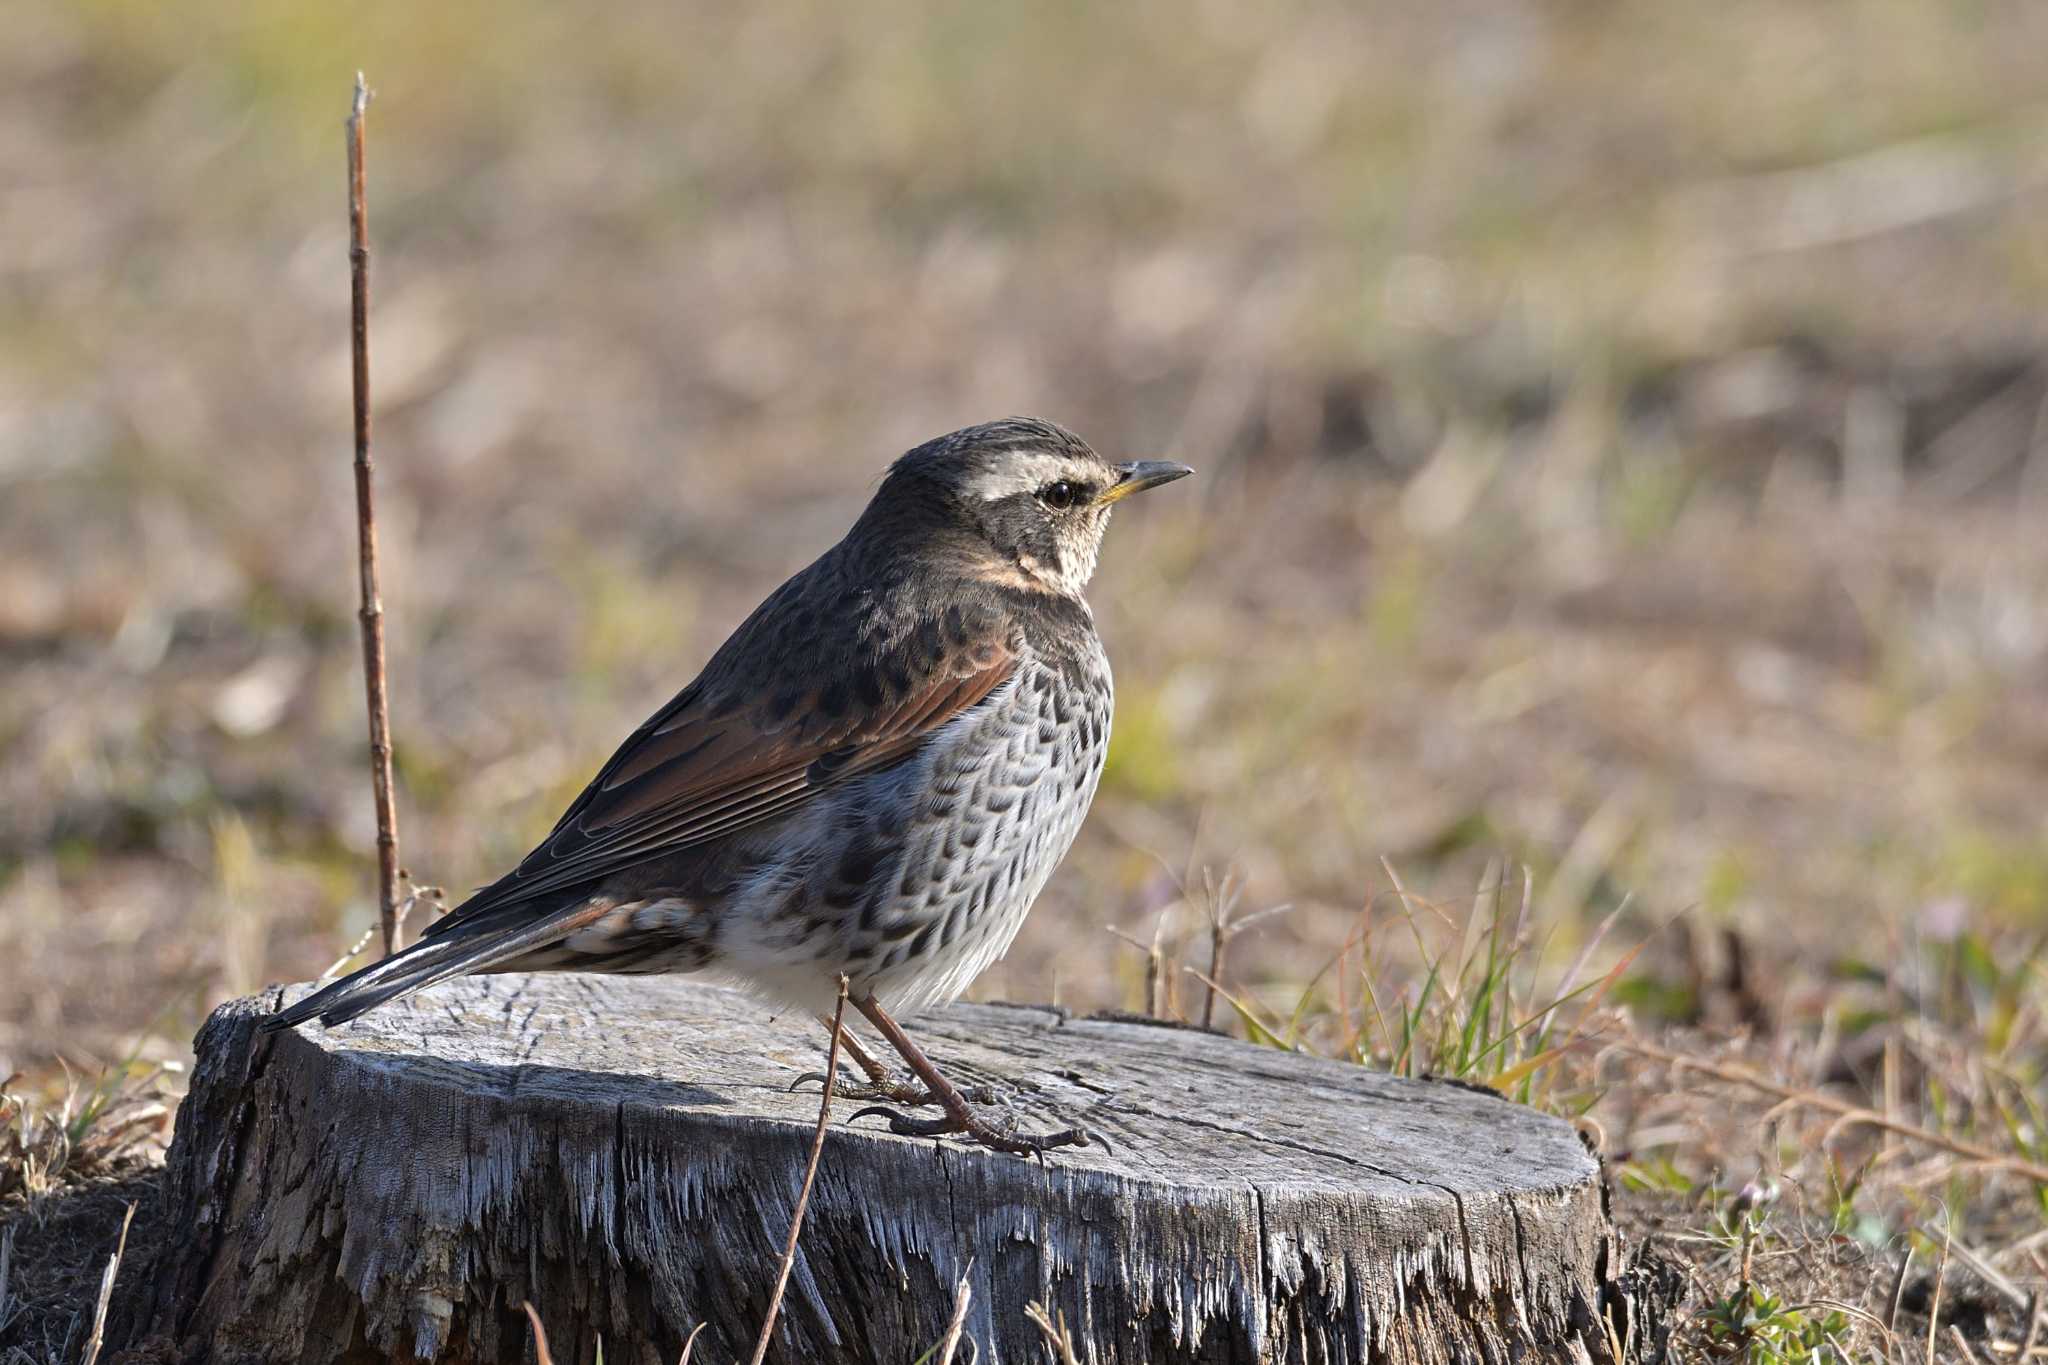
[974,452,1095,501]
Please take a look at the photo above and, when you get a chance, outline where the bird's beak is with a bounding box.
[1097,460,1195,505]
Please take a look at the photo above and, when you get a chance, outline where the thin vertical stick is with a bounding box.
[1927,1220,1952,1364]
[78,1202,135,1365]
[933,1266,974,1365]
[749,976,847,1365]
[347,73,403,957]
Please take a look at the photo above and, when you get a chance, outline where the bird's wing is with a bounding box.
[422,621,1016,933]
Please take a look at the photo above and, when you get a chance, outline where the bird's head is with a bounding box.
[869,417,1192,598]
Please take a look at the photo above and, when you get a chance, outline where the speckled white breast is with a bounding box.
[721,642,1112,1017]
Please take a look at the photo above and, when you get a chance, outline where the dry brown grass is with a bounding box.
[5,0,2048,1359]
[1104,860,2047,1360]
[0,1066,171,1208]
[0,1068,171,1363]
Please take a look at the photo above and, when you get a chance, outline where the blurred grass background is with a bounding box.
[7,0,2048,1353]
[6,0,2047,1069]
[6,0,2048,1178]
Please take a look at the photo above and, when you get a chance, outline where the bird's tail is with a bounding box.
[262,898,612,1032]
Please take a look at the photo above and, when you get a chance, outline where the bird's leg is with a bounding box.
[844,994,1094,1156]
[789,1013,997,1105]
[834,1023,899,1087]
[789,1015,934,1103]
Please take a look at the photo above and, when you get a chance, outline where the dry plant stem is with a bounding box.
[520,1302,557,1365]
[1201,869,1230,1029]
[79,1201,136,1365]
[1929,1223,1952,1363]
[1886,1247,1915,1334]
[521,1305,709,1365]
[347,72,403,958]
[1024,1302,1082,1365]
[747,975,848,1365]
[1616,1038,2048,1184]
[1948,1236,2031,1312]
[934,1268,974,1365]
[1105,924,1169,1019]
[1148,905,1170,1019]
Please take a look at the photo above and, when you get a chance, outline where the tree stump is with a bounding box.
[118,975,1651,1364]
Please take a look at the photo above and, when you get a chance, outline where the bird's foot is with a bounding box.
[787,1066,996,1107]
[846,1100,1102,1157]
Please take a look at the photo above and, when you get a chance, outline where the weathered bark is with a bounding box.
[116,975,1657,1364]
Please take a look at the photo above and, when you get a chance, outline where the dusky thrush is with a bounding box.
[266,417,1191,1153]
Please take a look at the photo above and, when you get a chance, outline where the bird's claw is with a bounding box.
[788,1069,844,1094]
[787,1068,948,1105]
[844,1103,1099,1157]
[793,1067,998,1107]
[846,1103,926,1132]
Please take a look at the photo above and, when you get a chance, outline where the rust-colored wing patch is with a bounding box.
[481,634,1017,906]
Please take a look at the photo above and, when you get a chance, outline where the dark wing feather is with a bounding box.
[420,619,1015,938]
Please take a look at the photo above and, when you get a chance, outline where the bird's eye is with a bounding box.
[1039,481,1081,511]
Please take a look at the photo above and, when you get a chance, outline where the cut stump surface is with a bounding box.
[118,975,1641,1364]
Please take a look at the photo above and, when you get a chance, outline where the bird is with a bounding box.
[264,417,1191,1154]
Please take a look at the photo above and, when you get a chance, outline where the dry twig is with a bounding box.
[1105,923,1170,1019]
[748,975,849,1365]
[346,72,404,957]
[1948,1237,2031,1313]
[523,1275,705,1360]
[1887,1247,1915,1334]
[1929,1222,1953,1364]
[78,1202,136,1365]
[520,1302,556,1365]
[1195,868,1291,1029]
[319,874,446,982]
[1616,1038,2048,1185]
[934,1267,975,1365]
[1200,867,1239,1029]
[1024,1302,1083,1365]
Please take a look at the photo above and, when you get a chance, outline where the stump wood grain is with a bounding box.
[118,975,1631,1364]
